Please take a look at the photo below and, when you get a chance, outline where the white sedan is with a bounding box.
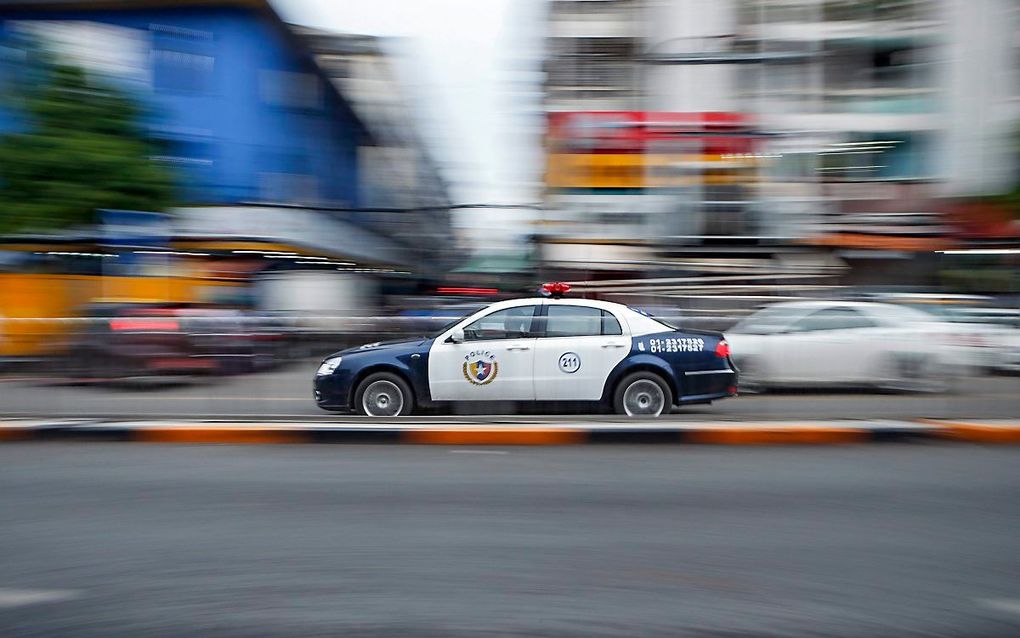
[726,300,969,392]
[968,308,1020,373]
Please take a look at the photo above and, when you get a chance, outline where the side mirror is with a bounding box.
[447,328,465,344]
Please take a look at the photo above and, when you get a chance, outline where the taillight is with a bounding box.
[943,332,986,347]
[110,319,180,331]
[715,340,731,358]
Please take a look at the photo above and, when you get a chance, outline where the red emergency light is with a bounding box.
[541,282,571,298]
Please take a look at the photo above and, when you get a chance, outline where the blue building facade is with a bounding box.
[0,0,367,208]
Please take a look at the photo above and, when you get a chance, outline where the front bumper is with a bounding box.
[314,368,354,411]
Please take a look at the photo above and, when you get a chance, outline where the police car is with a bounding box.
[314,283,737,417]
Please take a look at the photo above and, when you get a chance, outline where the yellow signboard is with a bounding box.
[546,153,759,189]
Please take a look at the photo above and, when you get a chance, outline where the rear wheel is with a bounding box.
[877,353,950,394]
[354,372,414,417]
[613,372,672,418]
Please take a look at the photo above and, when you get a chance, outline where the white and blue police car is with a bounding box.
[314,283,738,417]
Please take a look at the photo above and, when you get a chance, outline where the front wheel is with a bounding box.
[354,372,414,417]
[613,372,673,418]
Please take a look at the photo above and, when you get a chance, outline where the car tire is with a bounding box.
[877,353,950,394]
[354,372,414,417]
[733,355,765,394]
[613,371,673,418]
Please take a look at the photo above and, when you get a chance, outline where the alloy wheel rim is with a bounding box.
[623,379,664,417]
[363,380,403,417]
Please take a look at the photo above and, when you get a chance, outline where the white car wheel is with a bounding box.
[355,373,413,417]
[878,354,949,394]
[614,372,672,418]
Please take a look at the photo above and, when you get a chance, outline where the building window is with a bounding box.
[152,49,214,92]
[259,172,319,204]
[150,138,214,196]
[150,24,215,93]
[12,20,150,88]
[259,70,322,110]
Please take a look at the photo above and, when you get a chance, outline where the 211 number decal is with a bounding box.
[558,352,581,374]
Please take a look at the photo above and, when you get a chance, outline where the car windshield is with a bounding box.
[730,305,806,334]
[875,304,936,324]
[429,307,485,337]
[951,308,1020,327]
[984,312,1020,328]
[903,303,993,323]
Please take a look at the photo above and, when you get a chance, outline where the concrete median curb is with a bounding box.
[2,418,1019,445]
[917,419,1020,444]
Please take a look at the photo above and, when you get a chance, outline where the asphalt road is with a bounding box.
[2,360,1019,420]
[2,444,1020,637]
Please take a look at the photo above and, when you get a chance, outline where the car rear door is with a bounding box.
[533,303,629,401]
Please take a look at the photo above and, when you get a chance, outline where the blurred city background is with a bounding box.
[2,4,1020,638]
[0,0,1018,418]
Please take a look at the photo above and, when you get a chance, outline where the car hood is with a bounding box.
[328,336,431,358]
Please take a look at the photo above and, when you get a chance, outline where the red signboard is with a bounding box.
[547,111,758,155]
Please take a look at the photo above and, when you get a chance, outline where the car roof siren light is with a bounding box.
[541,282,571,299]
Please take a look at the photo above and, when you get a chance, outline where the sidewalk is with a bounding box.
[2,418,1019,445]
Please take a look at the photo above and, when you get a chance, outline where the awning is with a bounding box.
[171,206,411,267]
[801,233,955,252]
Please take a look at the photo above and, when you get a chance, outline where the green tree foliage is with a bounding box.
[0,50,177,233]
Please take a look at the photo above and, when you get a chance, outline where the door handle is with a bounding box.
[507,344,531,351]
[601,343,626,349]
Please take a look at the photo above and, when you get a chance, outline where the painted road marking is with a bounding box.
[448,449,510,455]
[112,397,310,401]
[977,599,1020,616]
[0,588,80,608]
[407,429,585,445]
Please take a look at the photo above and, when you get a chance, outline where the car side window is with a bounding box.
[545,305,602,337]
[462,306,538,341]
[544,305,619,337]
[792,307,876,332]
[602,310,623,335]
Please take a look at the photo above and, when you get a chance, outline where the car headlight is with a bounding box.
[316,356,342,376]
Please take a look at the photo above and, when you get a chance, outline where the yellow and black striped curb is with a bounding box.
[2,419,1019,445]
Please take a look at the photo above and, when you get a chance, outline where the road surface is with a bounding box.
[2,444,1020,636]
[1,360,1019,420]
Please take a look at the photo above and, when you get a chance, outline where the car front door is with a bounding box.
[784,306,874,383]
[428,304,540,401]
[533,304,630,401]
